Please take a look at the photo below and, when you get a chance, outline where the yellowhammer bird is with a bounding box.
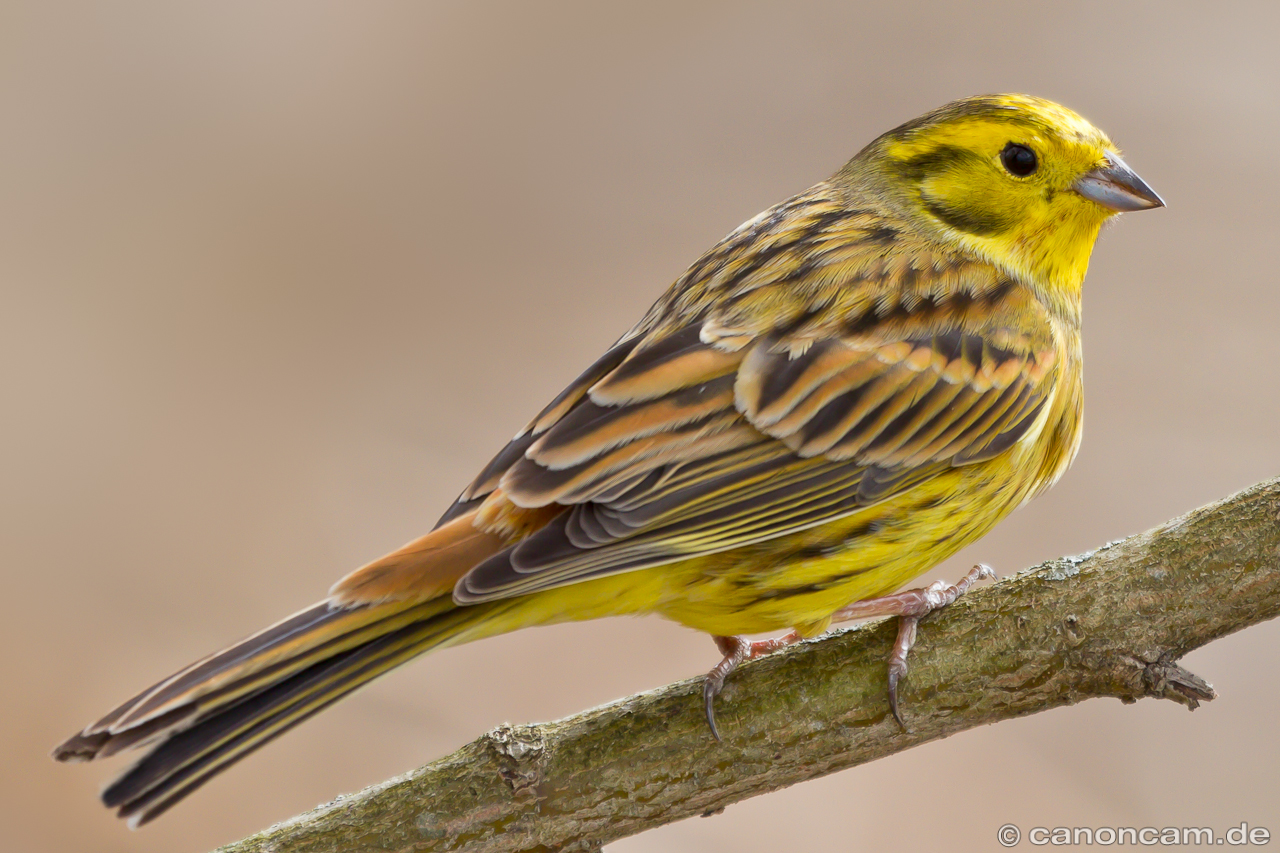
[54,93,1163,826]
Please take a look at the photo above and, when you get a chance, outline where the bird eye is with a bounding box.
[1000,143,1038,177]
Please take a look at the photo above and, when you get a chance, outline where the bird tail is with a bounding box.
[51,514,519,827]
[52,593,514,826]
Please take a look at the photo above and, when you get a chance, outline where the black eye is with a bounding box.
[1000,143,1038,177]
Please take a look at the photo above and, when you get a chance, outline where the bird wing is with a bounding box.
[448,302,1059,603]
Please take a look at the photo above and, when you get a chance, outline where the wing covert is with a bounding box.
[451,307,1058,603]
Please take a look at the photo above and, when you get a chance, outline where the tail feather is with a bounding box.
[54,592,513,826]
[111,603,352,732]
[111,601,500,826]
[104,600,441,738]
[53,506,519,823]
[53,601,398,762]
[90,508,509,743]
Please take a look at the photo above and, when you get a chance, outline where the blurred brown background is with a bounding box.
[3,2,1278,851]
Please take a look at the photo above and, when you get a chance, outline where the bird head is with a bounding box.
[845,94,1163,317]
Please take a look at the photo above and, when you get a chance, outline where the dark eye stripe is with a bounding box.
[922,197,1015,237]
[892,144,988,183]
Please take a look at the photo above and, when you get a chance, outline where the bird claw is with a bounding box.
[702,631,801,741]
[887,664,905,728]
[702,635,747,742]
[832,564,996,729]
[886,617,917,729]
[703,676,726,742]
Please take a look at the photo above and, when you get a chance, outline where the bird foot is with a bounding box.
[830,563,996,728]
[702,630,800,741]
[698,564,993,740]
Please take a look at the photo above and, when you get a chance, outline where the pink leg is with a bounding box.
[830,564,996,727]
[698,564,994,739]
[703,631,801,741]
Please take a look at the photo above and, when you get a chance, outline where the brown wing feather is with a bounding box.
[452,318,1057,603]
[736,328,1055,466]
[433,334,644,527]
[432,184,1062,605]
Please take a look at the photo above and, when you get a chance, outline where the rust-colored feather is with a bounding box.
[328,512,511,606]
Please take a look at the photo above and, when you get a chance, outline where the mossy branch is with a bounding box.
[215,477,1280,853]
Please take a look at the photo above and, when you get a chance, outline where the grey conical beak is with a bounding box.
[1073,152,1165,212]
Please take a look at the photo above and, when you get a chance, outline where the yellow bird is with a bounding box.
[54,94,1163,826]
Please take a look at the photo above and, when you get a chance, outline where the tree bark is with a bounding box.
[215,476,1280,853]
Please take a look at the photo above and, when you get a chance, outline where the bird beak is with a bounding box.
[1073,152,1165,212]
